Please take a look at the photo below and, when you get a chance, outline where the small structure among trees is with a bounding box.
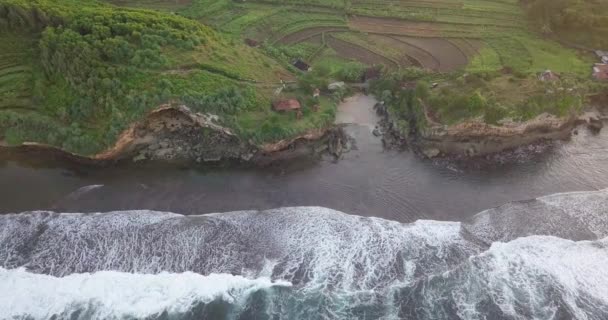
[593,64,608,80]
[292,59,311,72]
[272,98,303,119]
[272,99,301,112]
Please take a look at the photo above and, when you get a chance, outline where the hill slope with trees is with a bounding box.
[0,0,336,155]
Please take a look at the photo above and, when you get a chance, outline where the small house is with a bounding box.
[539,70,559,82]
[593,64,608,81]
[244,38,259,47]
[292,59,311,72]
[272,99,301,112]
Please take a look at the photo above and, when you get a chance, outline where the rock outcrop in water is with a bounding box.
[417,113,578,157]
[378,98,606,158]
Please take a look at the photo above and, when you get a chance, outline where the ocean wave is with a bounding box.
[2,236,607,319]
[0,267,290,320]
[1,189,607,319]
[396,236,608,319]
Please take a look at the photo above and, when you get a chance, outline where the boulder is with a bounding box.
[422,148,440,158]
[588,117,603,133]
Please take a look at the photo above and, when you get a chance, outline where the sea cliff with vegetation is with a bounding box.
[0,0,339,162]
[370,67,607,157]
[1,0,607,162]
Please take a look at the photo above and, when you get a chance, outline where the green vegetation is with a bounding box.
[372,67,605,129]
[0,0,337,154]
[1,0,605,156]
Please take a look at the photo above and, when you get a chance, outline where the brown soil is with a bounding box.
[277,27,348,44]
[351,0,462,10]
[383,35,440,70]
[108,0,192,9]
[349,16,481,37]
[448,38,483,61]
[326,35,399,68]
[363,34,417,68]
[304,34,323,46]
[394,36,468,71]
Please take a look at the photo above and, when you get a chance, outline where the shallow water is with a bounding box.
[1,95,607,222]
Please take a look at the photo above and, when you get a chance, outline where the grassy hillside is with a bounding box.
[124,0,591,77]
[155,0,599,126]
[0,0,340,155]
[0,0,603,155]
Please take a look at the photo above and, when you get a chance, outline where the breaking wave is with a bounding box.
[0,189,607,319]
[1,268,290,320]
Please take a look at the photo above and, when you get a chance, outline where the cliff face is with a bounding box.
[96,104,253,163]
[418,113,577,157]
[0,104,337,165]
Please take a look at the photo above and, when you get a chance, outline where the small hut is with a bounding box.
[593,64,608,81]
[292,59,311,72]
[272,99,301,112]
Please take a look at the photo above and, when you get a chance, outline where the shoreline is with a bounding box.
[379,102,606,159]
[2,95,606,167]
[0,104,346,168]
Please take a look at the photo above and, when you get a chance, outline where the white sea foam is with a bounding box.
[1,189,607,319]
[538,188,608,238]
[64,184,104,200]
[452,236,608,319]
[0,267,291,319]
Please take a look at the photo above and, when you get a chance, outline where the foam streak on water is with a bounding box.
[0,189,607,319]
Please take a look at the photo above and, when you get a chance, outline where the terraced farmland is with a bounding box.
[104,0,587,76]
[326,34,400,69]
[0,35,34,111]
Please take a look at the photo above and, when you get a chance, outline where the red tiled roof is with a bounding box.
[594,64,608,80]
[273,99,301,111]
